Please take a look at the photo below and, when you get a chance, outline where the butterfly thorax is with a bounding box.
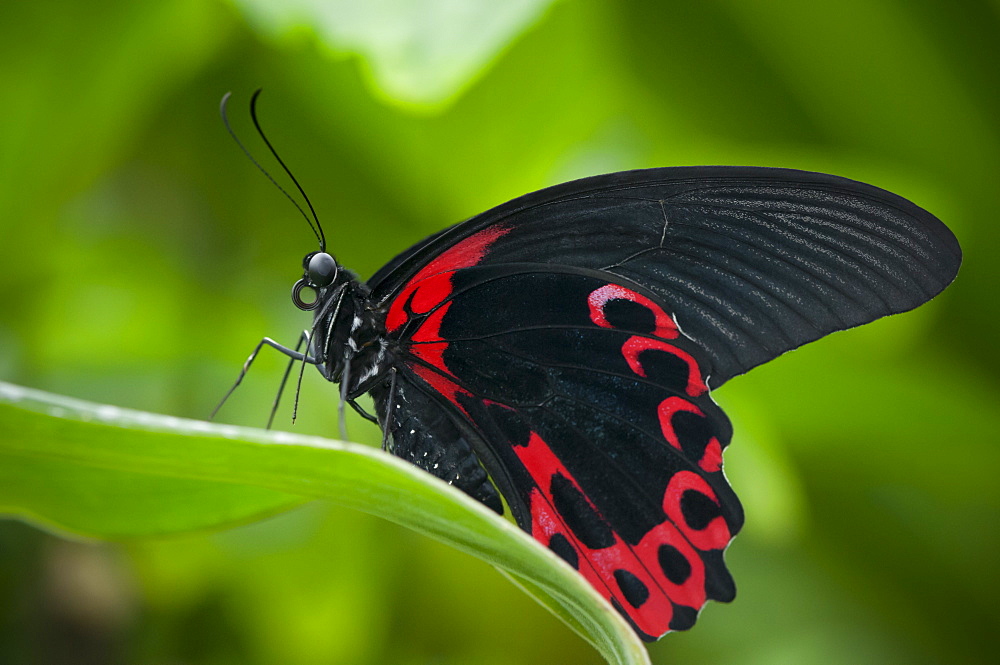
[309,272,392,398]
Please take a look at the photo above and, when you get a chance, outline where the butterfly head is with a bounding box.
[220,91,341,312]
[291,250,341,310]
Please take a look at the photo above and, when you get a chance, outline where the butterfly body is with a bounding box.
[369,372,504,512]
[299,268,385,395]
[301,262,504,510]
[258,166,959,641]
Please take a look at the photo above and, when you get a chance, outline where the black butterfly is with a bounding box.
[218,96,961,641]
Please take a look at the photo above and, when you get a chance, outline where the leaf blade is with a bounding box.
[0,381,648,665]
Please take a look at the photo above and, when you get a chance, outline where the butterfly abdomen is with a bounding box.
[370,373,503,514]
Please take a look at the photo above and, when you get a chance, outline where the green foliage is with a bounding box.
[0,381,647,665]
[1,0,997,663]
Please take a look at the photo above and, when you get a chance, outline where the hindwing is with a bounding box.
[383,253,743,639]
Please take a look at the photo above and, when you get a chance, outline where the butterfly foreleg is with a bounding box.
[212,332,319,426]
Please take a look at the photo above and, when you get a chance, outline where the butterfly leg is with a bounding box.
[378,368,398,451]
[338,347,353,441]
[212,333,319,425]
[347,399,379,424]
[274,330,316,428]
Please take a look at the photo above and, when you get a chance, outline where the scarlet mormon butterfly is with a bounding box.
[216,92,961,640]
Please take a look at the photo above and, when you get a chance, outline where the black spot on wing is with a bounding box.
[680,489,722,531]
[672,409,721,458]
[603,298,657,334]
[548,533,579,569]
[635,347,696,394]
[614,569,650,609]
[658,543,692,585]
[550,473,615,549]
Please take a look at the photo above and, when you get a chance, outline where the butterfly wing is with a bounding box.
[370,166,961,386]
[368,166,961,639]
[383,263,741,638]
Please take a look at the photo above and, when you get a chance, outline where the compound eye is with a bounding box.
[306,252,338,287]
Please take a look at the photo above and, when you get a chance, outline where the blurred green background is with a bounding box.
[1,0,997,663]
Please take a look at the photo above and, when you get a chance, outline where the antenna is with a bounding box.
[220,90,326,250]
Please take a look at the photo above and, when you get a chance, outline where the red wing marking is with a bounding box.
[387,226,510,332]
[587,284,679,339]
[699,439,723,473]
[657,397,703,449]
[621,336,707,397]
[405,300,475,412]
[513,432,717,639]
[407,270,458,319]
[397,274,733,639]
[391,226,509,413]
[409,364,470,416]
[512,433,594,543]
[658,397,723,473]
[408,301,452,370]
[662,471,731,552]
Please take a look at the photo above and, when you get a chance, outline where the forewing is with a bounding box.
[370,167,961,386]
[388,260,743,639]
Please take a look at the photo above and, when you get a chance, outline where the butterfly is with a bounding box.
[218,94,961,641]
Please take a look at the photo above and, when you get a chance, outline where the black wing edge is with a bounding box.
[368,166,961,303]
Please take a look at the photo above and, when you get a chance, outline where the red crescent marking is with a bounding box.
[663,471,731,551]
[657,397,704,450]
[622,336,707,396]
[587,284,679,339]
[658,398,724,473]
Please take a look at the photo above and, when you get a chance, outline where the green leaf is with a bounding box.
[0,381,649,665]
